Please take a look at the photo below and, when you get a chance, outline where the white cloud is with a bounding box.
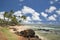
[45,6,56,13]
[0,15,4,19]
[32,15,41,21]
[22,6,41,21]
[22,17,32,24]
[48,16,56,21]
[48,14,57,21]
[26,16,32,21]
[50,1,54,4]
[0,12,5,19]
[50,0,58,4]
[0,11,5,15]
[32,12,40,16]
[0,11,11,21]
[53,14,57,17]
[14,6,41,23]
[0,14,11,21]
[14,11,22,16]
[56,9,60,15]
[32,12,41,21]
[22,20,30,23]
[22,6,35,14]
[41,12,48,18]
[22,16,32,24]
[0,6,42,24]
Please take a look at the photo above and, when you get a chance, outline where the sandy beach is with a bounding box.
[9,25,47,40]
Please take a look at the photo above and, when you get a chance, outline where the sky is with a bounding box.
[0,0,60,24]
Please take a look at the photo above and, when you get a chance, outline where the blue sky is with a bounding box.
[0,0,60,24]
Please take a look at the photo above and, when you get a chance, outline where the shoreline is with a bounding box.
[9,25,47,40]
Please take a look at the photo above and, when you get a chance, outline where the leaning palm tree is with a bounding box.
[17,15,26,25]
[9,10,14,18]
[8,10,14,21]
[7,10,14,25]
[3,10,14,25]
[0,19,4,26]
[11,15,18,25]
[4,12,8,21]
[3,12,8,25]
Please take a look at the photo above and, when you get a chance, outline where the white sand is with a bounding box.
[9,25,32,32]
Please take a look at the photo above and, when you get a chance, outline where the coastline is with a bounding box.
[9,25,47,40]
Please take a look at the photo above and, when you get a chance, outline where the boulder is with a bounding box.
[18,36,42,40]
[15,29,42,40]
[30,38,41,40]
[20,29,35,37]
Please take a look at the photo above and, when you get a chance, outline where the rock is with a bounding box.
[35,35,39,38]
[19,29,35,37]
[15,29,42,40]
[18,36,42,40]
[30,38,41,40]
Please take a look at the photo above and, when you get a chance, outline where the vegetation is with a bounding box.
[0,27,18,40]
[0,10,27,40]
[0,10,26,26]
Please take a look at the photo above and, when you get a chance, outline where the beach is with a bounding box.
[9,25,47,40]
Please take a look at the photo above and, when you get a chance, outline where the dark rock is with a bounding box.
[15,29,42,40]
[20,29,35,37]
[29,37,42,40]
[35,35,39,38]
[20,31,27,37]
[18,36,42,40]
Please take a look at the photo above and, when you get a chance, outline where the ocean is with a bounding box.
[22,24,60,40]
[23,24,60,33]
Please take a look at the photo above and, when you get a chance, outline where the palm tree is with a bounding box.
[21,15,26,20]
[8,10,14,21]
[0,19,3,26]
[3,10,14,25]
[3,10,26,25]
[7,10,14,25]
[9,10,14,18]
[3,12,8,25]
[17,15,26,24]
[11,15,18,25]
[4,12,8,21]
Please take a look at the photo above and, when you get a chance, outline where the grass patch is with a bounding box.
[0,27,18,40]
